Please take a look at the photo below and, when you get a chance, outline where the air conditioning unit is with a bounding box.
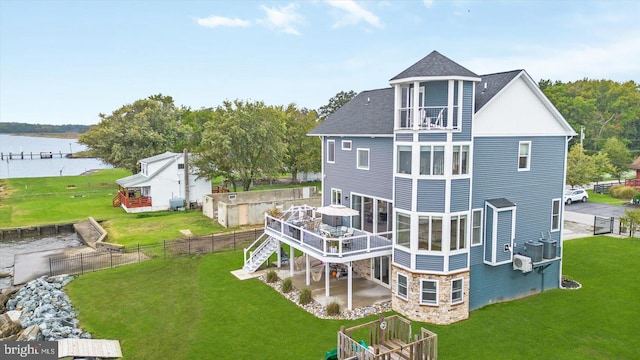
[513,254,533,273]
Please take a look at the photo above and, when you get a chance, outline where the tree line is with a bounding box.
[0,122,90,134]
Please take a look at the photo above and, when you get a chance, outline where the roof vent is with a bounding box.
[484,82,487,89]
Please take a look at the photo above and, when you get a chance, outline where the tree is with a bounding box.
[317,90,357,121]
[566,144,598,188]
[282,104,321,183]
[619,208,640,238]
[194,100,286,192]
[78,94,186,173]
[602,137,633,182]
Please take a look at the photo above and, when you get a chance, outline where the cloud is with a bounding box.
[257,4,304,35]
[325,0,383,29]
[196,16,250,28]
[423,0,434,8]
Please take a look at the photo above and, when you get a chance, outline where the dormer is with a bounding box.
[390,51,481,132]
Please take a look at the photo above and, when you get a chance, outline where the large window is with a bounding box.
[419,145,444,175]
[471,209,482,245]
[420,279,438,305]
[433,146,445,175]
[518,141,531,171]
[452,145,469,175]
[418,215,442,251]
[420,146,431,175]
[451,278,463,304]
[397,273,408,299]
[397,146,412,174]
[331,189,342,205]
[551,199,561,231]
[396,212,411,248]
[327,140,335,163]
[357,148,370,170]
[450,214,467,251]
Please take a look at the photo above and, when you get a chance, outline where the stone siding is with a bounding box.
[352,259,372,279]
[391,265,470,324]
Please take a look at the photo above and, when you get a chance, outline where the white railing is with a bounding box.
[397,106,459,131]
[243,232,271,266]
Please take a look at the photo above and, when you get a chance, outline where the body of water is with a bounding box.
[0,134,113,179]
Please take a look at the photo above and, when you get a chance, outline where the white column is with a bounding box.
[305,254,311,286]
[413,81,420,130]
[447,80,455,129]
[289,245,294,276]
[347,262,353,310]
[325,262,331,297]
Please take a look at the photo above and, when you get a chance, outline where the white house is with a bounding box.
[113,151,211,213]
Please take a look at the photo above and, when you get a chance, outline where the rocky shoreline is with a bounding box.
[0,275,90,341]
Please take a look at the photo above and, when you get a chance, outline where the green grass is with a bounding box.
[67,236,639,359]
[587,189,631,206]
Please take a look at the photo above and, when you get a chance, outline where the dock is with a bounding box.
[58,338,122,359]
[1,151,74,160]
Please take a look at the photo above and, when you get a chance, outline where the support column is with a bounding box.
[347,262,353,310]
[325,262,331,297]
[305,254,310,286]
[289,245,294,276]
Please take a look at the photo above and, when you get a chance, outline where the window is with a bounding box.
[419,145,444,175]
[396,212,411,248]
[518,141,531,171]
[342,140,352,150]
[452,145,469,175]
[418,215,442,251]
[397,273,408,299]
[397,146,412,174]
[450,214,467,251]
[327,140,335,163]
[551,199,561,231]
[451,278,463,304]
[420,146,431,175]
[471,209,482,245]
[178,163,185,170]
[420,279,438,305]
[331,189,342,205]
[433,146,445,175]
[357,148,370,170]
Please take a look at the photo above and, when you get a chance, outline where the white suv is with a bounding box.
[564,189,588,204]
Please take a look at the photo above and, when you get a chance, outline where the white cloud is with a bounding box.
[325,0,383,29]
[196,16,250,28]
[257,4,304,35]
[423,0,434,8]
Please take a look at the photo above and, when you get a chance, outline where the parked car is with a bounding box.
[564,189,588,204]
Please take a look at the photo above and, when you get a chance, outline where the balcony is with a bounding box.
[397,106,459,131]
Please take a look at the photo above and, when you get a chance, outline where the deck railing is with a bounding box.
[115,192,152,208]
[397,106,458,131]
[625,178,640,189]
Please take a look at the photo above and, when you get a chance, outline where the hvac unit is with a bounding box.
[513,254,533,273]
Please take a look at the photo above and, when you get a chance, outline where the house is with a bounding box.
[113,151,211,213]
[244,51,575,325]
[626,156,640,189]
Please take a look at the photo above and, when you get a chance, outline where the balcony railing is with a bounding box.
[116,192,152,208]
[397,106,458,131]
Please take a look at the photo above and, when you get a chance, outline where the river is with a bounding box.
[0,134,113,179]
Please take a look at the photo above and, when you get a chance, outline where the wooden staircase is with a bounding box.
[243,234,279,273]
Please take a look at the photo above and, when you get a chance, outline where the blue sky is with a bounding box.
[1,0,638,126]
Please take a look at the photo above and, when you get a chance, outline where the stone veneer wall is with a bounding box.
[352,259,372,279]
[391,265,470,325]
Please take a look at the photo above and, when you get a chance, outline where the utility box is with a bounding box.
[540,238,557,259]
[525,241,543,262]
[170,198,185,211]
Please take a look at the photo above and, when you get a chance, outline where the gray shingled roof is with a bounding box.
[308,88,395,136]
[390,51,479,81]
[140,151,178,163]
[475,70,522,112]
[486,198,516,209]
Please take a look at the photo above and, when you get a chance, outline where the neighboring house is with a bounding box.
[307,51,575,324]
[113,151,211,213]
[626,156,640,189]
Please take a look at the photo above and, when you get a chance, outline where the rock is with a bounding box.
[17,324,41,341]
[0,313,22,338]
[6,310,22,322]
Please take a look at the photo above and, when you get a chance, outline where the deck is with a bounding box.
[58,338,122,359]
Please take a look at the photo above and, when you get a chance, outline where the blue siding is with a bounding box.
[453,81,473,142]
[449,253,468,271]
[324,137,393,205]
[394,177,412,211]
[484,207,494,263]
[496,210,513,263]
[416,254,444,271]
[423,81,448,107]
[450,178,470,212]
[418,132,447,142]
[470,245,483,265]
[394,248,411,268]
[416,180,445,212]
[396,133,413,142]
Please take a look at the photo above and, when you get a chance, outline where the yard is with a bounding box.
[66,235,639,359]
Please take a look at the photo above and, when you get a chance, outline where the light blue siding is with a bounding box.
[394,177,412,211]
[418,132,447,142]
[496,210,513,263]
[450,178,470,212]
[396,133,413,142]
[453,81,474,142]
[394,248,411,268]
[449,253,468,271]
[484,207,494,263]
[416,180,445,212]
[416,254,444,271]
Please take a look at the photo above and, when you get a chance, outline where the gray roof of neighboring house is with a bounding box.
[116,173,150,187]
[140,151,179,164]
[390,50,479,81]
[475,70,522,112]
[308,88,395,136]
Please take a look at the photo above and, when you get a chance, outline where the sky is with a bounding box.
[1,0,639,126]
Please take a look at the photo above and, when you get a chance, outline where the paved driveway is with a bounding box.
[563,201,630,218]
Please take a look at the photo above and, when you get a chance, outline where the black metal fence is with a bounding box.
[593,183,614,194]
[49,228,263,276]
[594,216,614,235]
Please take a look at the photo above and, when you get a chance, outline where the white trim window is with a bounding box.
[397,273,408,299]
[418,215,442,251]
[450,214,468,251]
[451,278,464,304]
[327,140,335,163]
[419,145,445,175]
[518,141,531,171]
[331,189,342,205]
[471,209,483,246]
[452,145,469,175]
[420,279,438,305]
[395,212,411,248]
[397,145,412,174]
[357,148,370,170]
[342,140,352,151]
[551,198,561,231]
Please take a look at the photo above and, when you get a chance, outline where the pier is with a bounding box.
[1,151,74,160]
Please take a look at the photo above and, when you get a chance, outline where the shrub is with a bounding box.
[281,277,292,293]
[610,185,637,199]
[326,301,341,316]
[266,269,278,283]
[299,288,312,305]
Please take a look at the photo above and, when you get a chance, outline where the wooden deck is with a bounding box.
[58,338,122,359]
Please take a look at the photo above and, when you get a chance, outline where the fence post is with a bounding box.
[138,243,140,262]
[211,234,214,253]
[49,257,52,276]
[80,253,84,275]
[234,231,236,250]
[188,238,191,255]
[110,251,113,268]
[164,240,166,259]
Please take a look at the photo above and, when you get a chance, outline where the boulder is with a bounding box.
[17,324,42,341]
[0,313,22,338]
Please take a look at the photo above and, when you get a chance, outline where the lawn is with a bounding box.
[586,189,631,206]
[66,236,639,359]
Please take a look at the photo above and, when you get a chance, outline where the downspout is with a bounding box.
[184,149,190,210]
[559,135,573,287]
